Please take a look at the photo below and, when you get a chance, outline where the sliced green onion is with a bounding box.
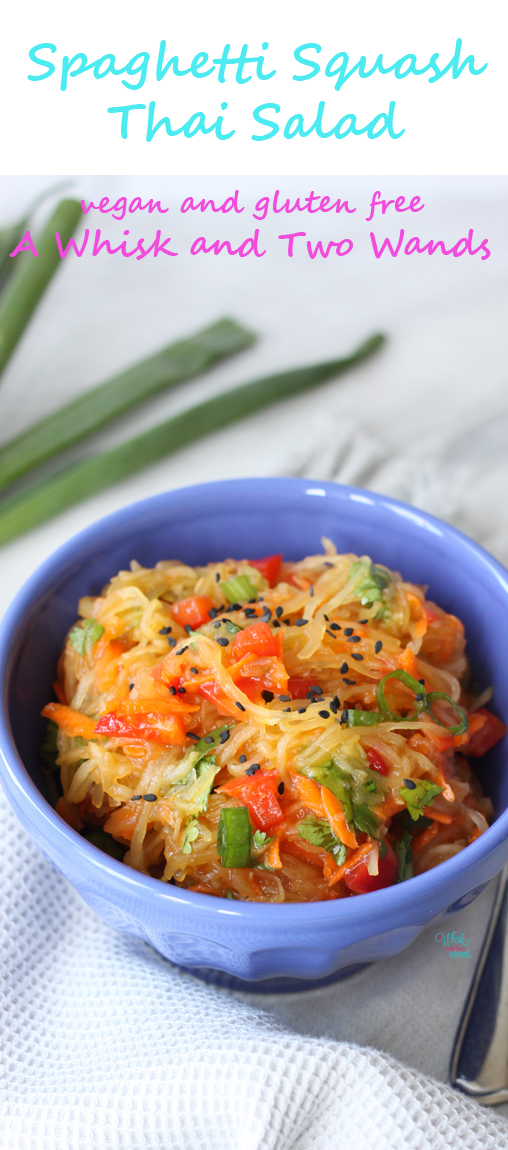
[0,199,83,380]
[426,691,468,736]
[220,574,258,603]
[0,181,71,297]
[0,317,255,493]
[0,333,385,547]
[346,709,385,727]
[217,806,253,868]
[376,670,428,721]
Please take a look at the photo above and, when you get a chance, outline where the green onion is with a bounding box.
[0,333,385,547]
[345,709,385,727]
[426,691,468,736]
[0,199,83,380]
[0,317,255,493]
[376,669,428,721]
[217,806,253,868]
[220,574,258,603]
[0,181,71,297]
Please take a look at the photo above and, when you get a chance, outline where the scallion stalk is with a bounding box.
[0,317,255,492]
[0,199,83,379]
[0,332,385,547]
[217,806,253,867]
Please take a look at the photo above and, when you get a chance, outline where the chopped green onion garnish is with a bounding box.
[346,709,385,727]
[217,806,253,867]
[376,670,428,721]
[426,691,468,736]
[219,575,258,603]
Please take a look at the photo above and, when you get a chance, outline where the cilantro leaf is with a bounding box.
[398,779,443,822]
[252,830,275,852]
[393,831,414,882]
[181,817,200,854]
[69,617,104,655]
[297,816,347,866]
[348,559,391,606]
[353,803,381,839]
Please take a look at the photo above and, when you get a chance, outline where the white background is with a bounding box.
[0,173,506,603]
[0,0,504,175]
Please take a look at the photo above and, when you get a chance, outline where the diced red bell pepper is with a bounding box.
[247,554,282,587]
[217,768,284,832]
[344,842,398,893]
[232,622,283,661]
[462,708,507,757]
[365,746,390,776]
[95,710,187,746]
[288,677,316,699]
[196,681,239,718]
[171,595,214,630]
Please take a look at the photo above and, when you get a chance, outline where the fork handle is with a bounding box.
[450,863,508,1104]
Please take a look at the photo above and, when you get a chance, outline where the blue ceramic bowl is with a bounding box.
[1,478,507,992]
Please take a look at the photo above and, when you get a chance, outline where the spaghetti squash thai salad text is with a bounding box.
[41,544,505,902]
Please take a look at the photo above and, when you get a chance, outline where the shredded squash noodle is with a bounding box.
[41,543,505,902]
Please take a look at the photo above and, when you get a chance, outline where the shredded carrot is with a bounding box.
[101,679,130,713]
[94,640,129,691]
[103,805,139,841]
[283,835,339,880]
[452,711,486,749]
[290,773,325,817]
[412,822,440,854]
[116,697,199,716]
[52,679,67,705]
[399,646,420,677]
[406,592,428,640]
[265,826,285,869]
[422,807,453,825]
[321,784,357,848]
[373,795,405,820]
[42,702,96,740]
[328,841,373,887]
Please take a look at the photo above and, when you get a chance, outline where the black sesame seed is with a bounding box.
[143,793,157,802]
[344,628,353,636]
[323,615,329,622]
[158,625,172,635]
[294,618,308,627]
[190,667,199,675]
[297,707,306,714]
[347,636,361,643]
[325,630,336,639]
[184,624,194,634]
[175,646,188,655]
[247,598,257,604]
[215,573,220,582]
[230,603,242,612]
[340,662,349,674]
[309,585,314,597]
[306,690,315,700]
[329,700,338,715]
[208,607,218,619]
[342,678,356,685]
[261,690,274,703]
[131,794,142,801]
[351,653,363,661]
[167,637,176,648]
[375,640,383,654]
[187,732,199,740]
[333,696,341,708]
[282,707,291,712]
[245,764,261,775]
[178,687,186,694]
[169,685,177,695]
[275,606,283,618]
[213,620,222,629]
[239,754,247,763]
[330,622,341,631]
[244,608,257,618]
[204,735,214,744]
[418,678,425,685]
[403,779,417,790]
[219,730,230,744]
[129,683,135,691]
[272,620,281,628]
[261,608,272,621]
[235,701,246,711]
[318,710,330,719]
[415,693,425,702]
[278,694,291,702]
[216,637,229,647]
[310,685,321,693]
[359,619,369,625]
[340,709,349,723]
[278,782,285,794]
[324,562,334,568]
[222,618,232,625]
